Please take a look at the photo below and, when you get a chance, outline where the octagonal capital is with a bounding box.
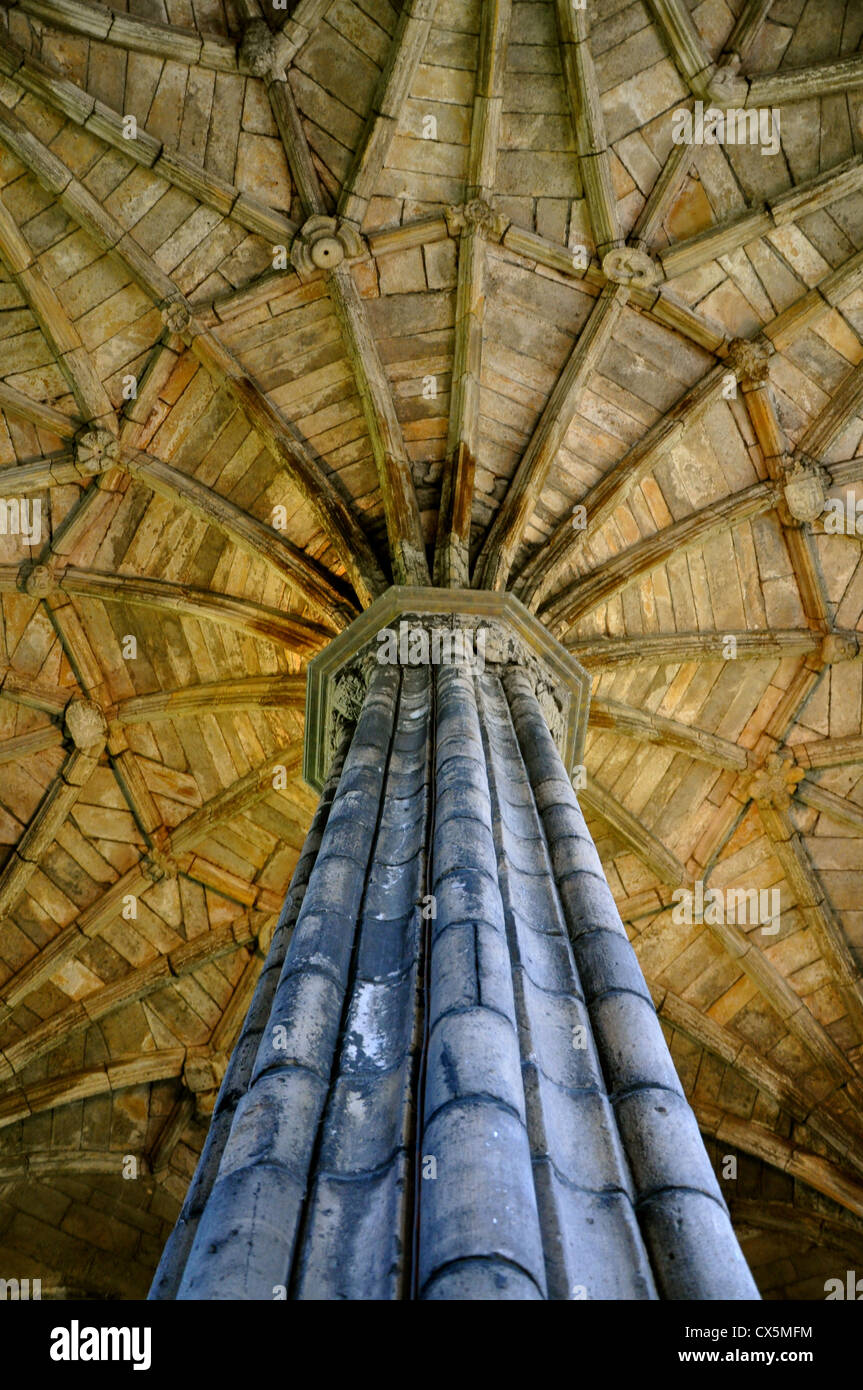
[303,586,591,792]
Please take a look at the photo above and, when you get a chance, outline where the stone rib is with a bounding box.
[567,629,823,666]
[0,100,386,608]
[0,41,293,243]
[122,449,357,627]
[543,481,775,632]
[115,676,306,724]
[747,54,863,106]
[58,566,333,653]
[12,0,238,69]
[721,0,774,64]
[338,0,440,226]
[265,73,430,588]
[589,698,749,771]
[516,363,727,611]
[434,0,512,588]
[0,747,303,1017]
[555,0,621,252]
[474,284,627,592]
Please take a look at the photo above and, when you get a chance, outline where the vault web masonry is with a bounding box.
[0,0,862,1307]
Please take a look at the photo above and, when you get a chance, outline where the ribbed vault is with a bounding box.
[0,0,861,1298]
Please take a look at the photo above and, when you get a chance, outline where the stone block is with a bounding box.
[181,1109,236,1217]
[295,1154,410,1299]
[319,1061,414,1174]
[378,246,427,295]
[253,969,344,1081]
[640,1189,760,1299]
[532,1161,657,1301]
[523,1065,634,1197]
[559,868,624,933]
[425,1007,525,1120]
[519,971,604,1090]
[342,976,417,1074]
[575,925,652,1002]
[435,780,490,828]
[357,909,420,981]
[514,923,577,994]
[435,749,490,797]
[418,1101,547,1295]
[363,850,424,919]
[423,237,458,289]
[218,1068,327,1185]
[300,852,368,922]
[423,1258,543,1300]
[179,1163,304,1299]
[434,813,497,878]
[615,1086,723,1205]
[432,864,506,933]
[590,991,683,1096]
[549,828,605,880]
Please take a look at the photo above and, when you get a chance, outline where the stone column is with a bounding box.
[150,602,759,1301]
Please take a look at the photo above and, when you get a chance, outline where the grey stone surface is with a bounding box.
[523,1065,635,1196]
[155,653,759,1302]
[148,737,350,1301]
[425,1007,526,1120]
[217,1069,327,1183]
[319,1062,414,1174]
[178,1163,305,1300]
[295,1155,411,1300]
[590,990,684,1095]
[640,1189,761,1300]
[576,926,654,1003]
[532,1161,659,1301]
[423,1261,544,1300]
[615,1086,726,1206]
[418,1101,548,1297]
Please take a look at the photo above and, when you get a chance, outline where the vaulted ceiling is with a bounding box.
[0,0,862,1300]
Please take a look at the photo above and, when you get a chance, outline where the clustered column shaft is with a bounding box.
[151,656,759,1301]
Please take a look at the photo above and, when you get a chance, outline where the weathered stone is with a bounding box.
[153,610,758,1302]
[290,214,365,279]
[64,697,108,753]
[640,1189,762,1301]
[7,0,849,1307]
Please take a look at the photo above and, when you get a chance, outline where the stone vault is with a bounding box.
[0,0,860,1299]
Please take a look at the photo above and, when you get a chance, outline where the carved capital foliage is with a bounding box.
[305,590,591,792]
[327,616,568,758]
[445,199,509,241]
[329,657,376,762]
